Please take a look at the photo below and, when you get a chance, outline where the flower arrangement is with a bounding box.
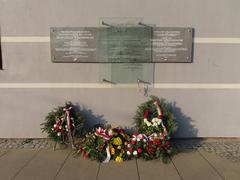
[77,96,178,163]
[126,133,147,158]
[78,127,130,163]
[41,96,178,163]
[109,127,131,162]
[41,102,85,147]
[134,96,178,137]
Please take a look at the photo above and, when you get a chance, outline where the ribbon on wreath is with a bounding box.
[63,107,75,148]
[131,133,147,142]
[94,127,113,163]
[153,99,168,137]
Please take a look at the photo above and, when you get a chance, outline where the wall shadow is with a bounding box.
[166,100,203,153]
[74,103,108,132]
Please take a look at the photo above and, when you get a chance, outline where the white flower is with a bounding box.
[59,126,62,129]
[53,124,57,128]
[137,138,141,142]
[153,133,158,137]
[57,132,61,136]
[143,118,148,123]
[133,151,138,156]
[151,118,156,123]
[138,134,143,139]
[51,128,54,131]
[71,117,74,120]
[146,122,151,127]
[108,129,113,136]
[65,125,68,129]
[143,139,147,142]
[127,144,132,148]
[127,151,131,155]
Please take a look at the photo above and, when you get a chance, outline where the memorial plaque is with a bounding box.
[152,27,193,63]
[100,27,151,62]
[50,26,193,63]
[50,27,151,63]
[50,27,100,63]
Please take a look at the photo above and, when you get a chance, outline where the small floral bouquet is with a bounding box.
[78,129,109,162]
[109,127,131,162]
[126,133,147,158]
[143,134,174,162]
[78,127,131,163]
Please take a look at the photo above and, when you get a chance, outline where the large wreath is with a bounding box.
[133,95,178,137]
[41,102,85,145]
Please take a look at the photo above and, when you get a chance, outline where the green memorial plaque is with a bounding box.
[100,27,151,62]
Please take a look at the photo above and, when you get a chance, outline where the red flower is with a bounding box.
[131,141,136,145]
[128,148,133,153]
[137,148,142,154]
[146,146,155,155]
[83,152,89,158]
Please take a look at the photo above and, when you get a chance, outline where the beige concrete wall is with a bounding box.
[0,0,240,137]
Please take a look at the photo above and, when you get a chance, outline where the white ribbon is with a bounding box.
[102,145,111,163]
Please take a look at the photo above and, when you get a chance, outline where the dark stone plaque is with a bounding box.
[50,27,151,63]
[50,27,100,63]
[50,27,193,63]
[152,27,193,63]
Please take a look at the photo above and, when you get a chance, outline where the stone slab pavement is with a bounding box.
[0,140,239,180]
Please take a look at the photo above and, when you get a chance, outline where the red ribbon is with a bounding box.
[154,99,164,119]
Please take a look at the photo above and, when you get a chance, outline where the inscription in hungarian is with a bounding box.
[152,27,193,62]
[50,27,193,63]
[50,27,151,63]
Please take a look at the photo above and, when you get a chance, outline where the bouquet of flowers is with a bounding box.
[126,133,147,158]
[109,127,131,162]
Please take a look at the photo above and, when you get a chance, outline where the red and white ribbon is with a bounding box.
[153,99,167,136]
[94,127,113,163]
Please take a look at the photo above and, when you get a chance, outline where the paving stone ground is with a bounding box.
[0,138,240,180]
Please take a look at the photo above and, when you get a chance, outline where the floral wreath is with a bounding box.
[41,102,85,148]
[77,97,178,163]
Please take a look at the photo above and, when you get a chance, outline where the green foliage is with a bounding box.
[78,131,108,162]
[133,95,178,136]
[41,101,85,143]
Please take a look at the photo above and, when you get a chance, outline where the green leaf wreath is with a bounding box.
[41,102,85,144]
[133,95,178,137]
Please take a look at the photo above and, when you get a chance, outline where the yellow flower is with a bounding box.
[115,156,123,163]
[113,137,122,146]
[110,148,115,155]
[117,145,121,149]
